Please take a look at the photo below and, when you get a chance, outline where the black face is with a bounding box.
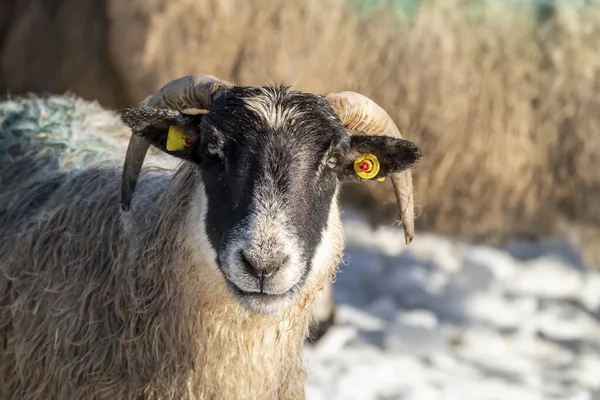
[123,86,421,315]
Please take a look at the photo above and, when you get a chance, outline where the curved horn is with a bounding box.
[326,92,416,245]
[120,74,231,211]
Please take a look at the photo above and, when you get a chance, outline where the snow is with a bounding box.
[304,211,600,400]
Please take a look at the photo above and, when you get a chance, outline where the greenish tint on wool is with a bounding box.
[346,0,580,20]
[0,95,129,190]
[0,95,127,169]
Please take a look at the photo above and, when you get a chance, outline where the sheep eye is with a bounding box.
[326,156,338,169]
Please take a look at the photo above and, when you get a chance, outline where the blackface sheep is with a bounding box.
[0,75,421,399]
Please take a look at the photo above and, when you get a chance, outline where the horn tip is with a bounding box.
[120,202,130,212]
[403,223,414,245]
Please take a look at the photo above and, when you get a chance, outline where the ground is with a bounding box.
[304,211,600,400]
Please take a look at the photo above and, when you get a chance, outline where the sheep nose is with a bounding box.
[239,250,287,281]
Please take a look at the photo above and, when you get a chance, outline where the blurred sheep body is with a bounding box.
[0,75,420,399]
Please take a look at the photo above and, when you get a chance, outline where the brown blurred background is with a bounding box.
[1,0,599,266]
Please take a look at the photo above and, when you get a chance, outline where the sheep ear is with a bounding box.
[122,107,204,163]
[336,136,421,182]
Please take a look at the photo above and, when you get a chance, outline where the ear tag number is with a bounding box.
[354,154,382,180]
[166,126,192,151]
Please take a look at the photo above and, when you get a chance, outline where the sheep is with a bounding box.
[0,75,421,399]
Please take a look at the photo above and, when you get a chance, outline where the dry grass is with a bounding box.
[2,0,600,264]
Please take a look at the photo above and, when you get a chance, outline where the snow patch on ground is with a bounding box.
[304,212,600,400]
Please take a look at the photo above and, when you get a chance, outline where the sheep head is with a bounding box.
[121,75,421,315]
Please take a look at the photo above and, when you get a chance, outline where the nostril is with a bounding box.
[262,254,289,278]
[262,269,275,279]
[239,250,260,278]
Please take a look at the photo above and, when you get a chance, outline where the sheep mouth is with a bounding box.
[225,280,301,315]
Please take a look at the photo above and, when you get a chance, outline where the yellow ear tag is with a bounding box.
[354,154,381,180]
[166,126,190,151]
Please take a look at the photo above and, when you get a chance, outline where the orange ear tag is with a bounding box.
[354,154,381,180]
[166,126,192,151]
